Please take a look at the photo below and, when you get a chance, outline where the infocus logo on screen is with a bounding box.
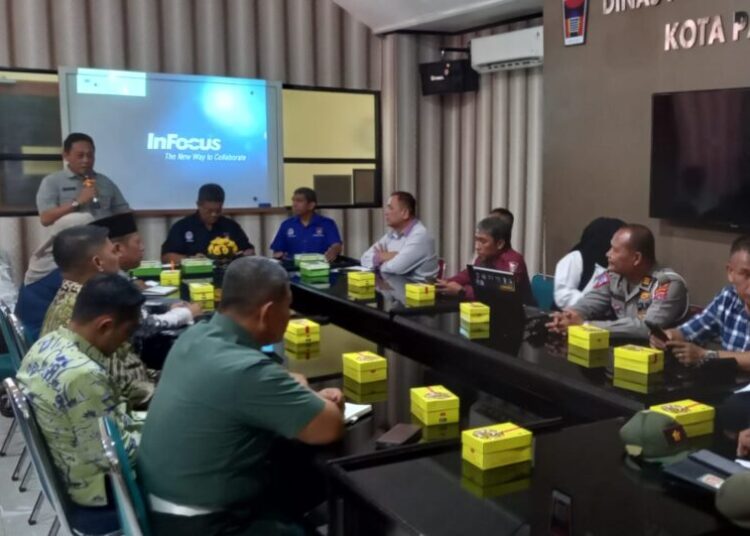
[146,133,222,151]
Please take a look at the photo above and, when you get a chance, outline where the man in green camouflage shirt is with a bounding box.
[17,275,144,534]
[40,225,154,407]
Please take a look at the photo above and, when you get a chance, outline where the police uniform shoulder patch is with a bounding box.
[654,282,671,301]
[594,272,610,289]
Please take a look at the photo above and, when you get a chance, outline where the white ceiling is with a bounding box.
[332,0,543,35]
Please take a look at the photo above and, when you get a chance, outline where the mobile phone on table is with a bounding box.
[645,320,668,343]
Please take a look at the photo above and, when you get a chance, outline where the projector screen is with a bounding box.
[58,67,283,210]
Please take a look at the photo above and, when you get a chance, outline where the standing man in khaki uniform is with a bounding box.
[547,224,688,339]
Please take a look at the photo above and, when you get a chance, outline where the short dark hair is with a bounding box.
[293,187,317,205]
[220,257,289,313]
[391,191,416,217]
[477,217,511,244]
[72,274,144,324]
[621,224,656,264]
[731,236,750,256]
[198,183,225,204]
[53,225,110,273]
[489,208,514,233]
[63,133,95,153]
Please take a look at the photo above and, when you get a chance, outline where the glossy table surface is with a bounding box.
[330,418,741,536]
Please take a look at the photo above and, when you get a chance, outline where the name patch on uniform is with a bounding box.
[62,186,77,191]
[594,272,610,289]
[654,282,670,301]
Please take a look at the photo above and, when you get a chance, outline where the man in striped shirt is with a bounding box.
[653,236,750,371]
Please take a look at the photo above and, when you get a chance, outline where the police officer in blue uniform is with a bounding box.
[161,183,255,264]
[270,187,343,262]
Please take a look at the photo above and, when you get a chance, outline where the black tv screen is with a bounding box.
[650,87,750,229]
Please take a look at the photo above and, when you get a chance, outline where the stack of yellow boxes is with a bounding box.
[343,378,387,404]
[613,345,664,392]
[459,302,491,340]
[188,282,215,312]
[461,460,532,498]
[342,351,388,383]
[347,271,376,301]
[567,325,610,368]
[461,423,534,470]
[405,283,436,307]
[284,319,321,358]
[410,385,459,426]
[649,399,715,437]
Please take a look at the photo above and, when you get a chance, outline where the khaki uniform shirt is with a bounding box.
[570,267,689,339]
[16,327,141,506]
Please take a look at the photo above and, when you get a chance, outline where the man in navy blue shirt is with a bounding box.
[652,235,750,372]
[270,187,343,262]
[162,184,255,264]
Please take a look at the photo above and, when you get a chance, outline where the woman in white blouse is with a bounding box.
[554,217,625,309]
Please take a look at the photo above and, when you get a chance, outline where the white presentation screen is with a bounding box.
[59,67,283,210]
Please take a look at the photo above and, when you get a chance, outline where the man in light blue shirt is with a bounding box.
[271,188,343,262]
[361,191,438,281]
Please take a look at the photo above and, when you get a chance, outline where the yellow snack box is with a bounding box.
[567,324,610,350]
[649,399,715,437]
[462,444,533,470]
[405,283,436,301]
[460,302,491,324]
[285,319,321,337]
[461,422,533,470]
[160,269,181,286]
[188,282,214,301]
[614,345,664,374]
[567,345,609,368]
[342,351,387,383]
[410,385,460,425]
[284,332,320,345]
[347,271,376,287]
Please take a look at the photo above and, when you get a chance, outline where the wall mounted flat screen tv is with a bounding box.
[650,87,750,229]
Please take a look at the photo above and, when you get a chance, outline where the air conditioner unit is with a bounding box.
[470,27,544,74]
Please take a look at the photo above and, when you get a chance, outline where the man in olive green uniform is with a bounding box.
[17,275,144,534]
[138,257,345,535]
[40,225,154,407]
[547,224,688,339]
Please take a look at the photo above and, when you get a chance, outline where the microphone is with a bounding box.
[83,173,100,209]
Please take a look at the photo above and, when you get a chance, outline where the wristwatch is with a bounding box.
[71,200,80,210]
[699,350,720,367]
[704,350,719,360]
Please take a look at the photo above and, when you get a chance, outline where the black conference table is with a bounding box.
[274,321,563,460]
[326,417,743,536]
[289,270,746,422]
